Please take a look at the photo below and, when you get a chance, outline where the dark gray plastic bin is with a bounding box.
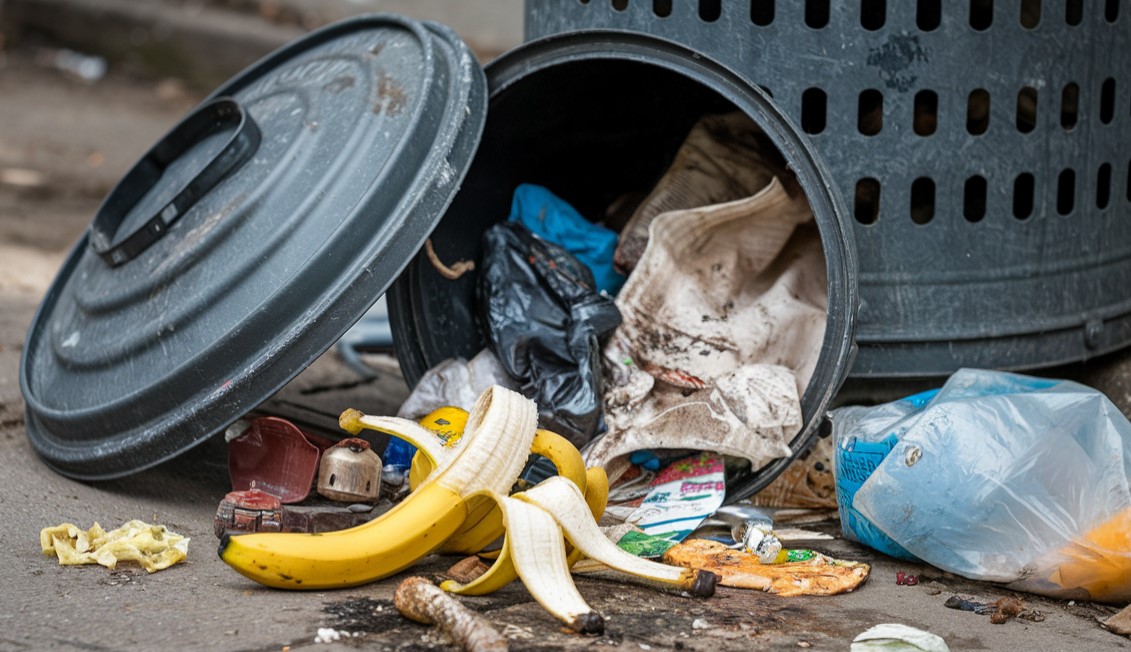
[526,0,1131,378]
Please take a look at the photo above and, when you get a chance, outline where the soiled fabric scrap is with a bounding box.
[587,178,825,471]
[40,520,189,573]
[850,624,950,652]
[587,360,799,472]
[614,111,786,275]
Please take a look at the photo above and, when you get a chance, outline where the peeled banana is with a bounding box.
[220,385,718,634]
[443,473,716,635]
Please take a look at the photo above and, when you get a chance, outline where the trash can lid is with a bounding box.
[19,14,487,479]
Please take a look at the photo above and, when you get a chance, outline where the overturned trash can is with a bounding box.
[387,32,858,500]
[526,0,1131,378]
[20,14,858,501]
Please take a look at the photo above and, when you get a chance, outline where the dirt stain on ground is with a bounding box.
[323,597,402,635]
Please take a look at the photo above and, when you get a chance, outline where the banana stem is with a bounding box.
[394,577,508,652]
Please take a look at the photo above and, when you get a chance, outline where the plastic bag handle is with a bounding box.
[88,97,260,267]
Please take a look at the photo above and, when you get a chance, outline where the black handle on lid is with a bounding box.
[89,97,261,267]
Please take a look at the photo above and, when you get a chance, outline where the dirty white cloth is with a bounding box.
[851,624,950,652]
[613,111,784,275]
[585,178,827,472]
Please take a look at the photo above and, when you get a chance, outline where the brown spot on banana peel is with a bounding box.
[570,612,606,635]
[338,408,365,435]
[689,569,718,597]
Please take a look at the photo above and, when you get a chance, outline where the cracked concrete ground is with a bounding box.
[1,7,1129,650]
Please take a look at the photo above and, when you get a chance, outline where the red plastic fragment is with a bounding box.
[895,571,920,586]
[227,416,324,503]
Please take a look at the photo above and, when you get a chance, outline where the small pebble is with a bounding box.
[692,619,710,630]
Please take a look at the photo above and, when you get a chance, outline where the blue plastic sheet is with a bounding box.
[508,184,625,295]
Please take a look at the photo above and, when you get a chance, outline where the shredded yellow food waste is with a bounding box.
[40,520,189,573]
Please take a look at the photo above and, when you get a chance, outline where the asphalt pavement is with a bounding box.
[0,2,1129,650]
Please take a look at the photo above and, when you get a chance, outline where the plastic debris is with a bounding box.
[41,520,189,573]
[850,624,949,652]
[508,183,625,294]
[396,350,518,422]
[480,221,621,447]
[683,506,831,559]
[228,416,331,503]
[943,595,1045,624]
[663,539,868,597]
[615,529,679,558]
[612,453,726,546]
[833,369,1131,602]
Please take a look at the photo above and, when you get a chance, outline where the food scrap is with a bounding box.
[662,538,868,597]
[41,519,189,572]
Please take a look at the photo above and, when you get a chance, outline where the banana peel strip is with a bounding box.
[518,477,716,596]
[443,490,604,634]
[340,410,456,469]
[400,411,588,556]
[498,495,604,633]
[443,468,608,597]
[41,520,189,573]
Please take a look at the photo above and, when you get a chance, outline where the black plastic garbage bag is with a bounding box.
[479,221,621,447]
